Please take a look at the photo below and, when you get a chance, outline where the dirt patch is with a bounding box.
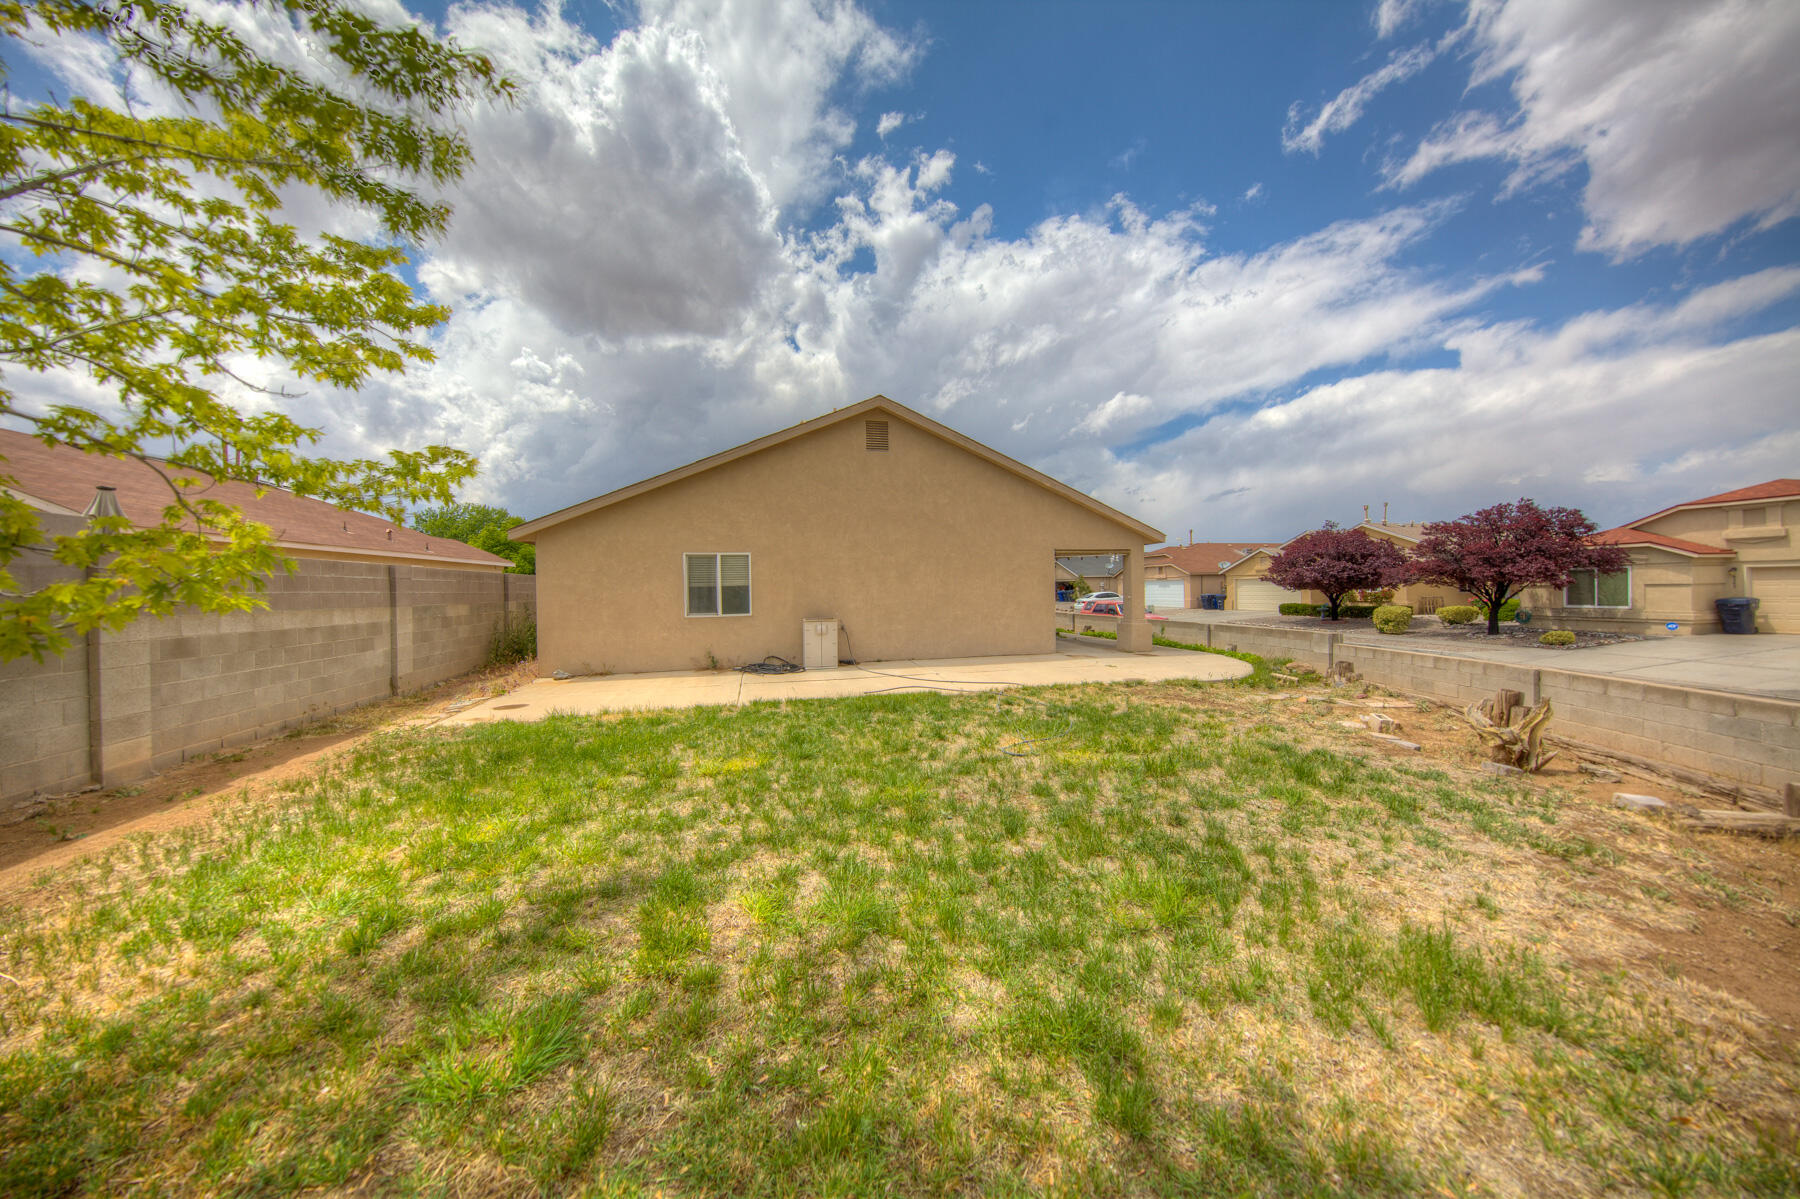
[0,660,539,905]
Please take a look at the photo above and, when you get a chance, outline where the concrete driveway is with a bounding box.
[442,641,1252,725]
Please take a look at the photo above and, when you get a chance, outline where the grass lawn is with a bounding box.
[2,670,1797,1196]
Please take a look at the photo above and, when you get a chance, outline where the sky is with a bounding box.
[9,0,1800,541]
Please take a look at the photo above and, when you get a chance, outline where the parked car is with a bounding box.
[1078,592,1123,609]
[1079,599,1166,620]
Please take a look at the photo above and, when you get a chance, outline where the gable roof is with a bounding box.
[1057,554,1125,578]
[510,396,1163,543]
[0,428,509,568]
[1351,520,1429,543]
[1627,478,1800,527]
[1146,542,1279,574]
[1220,546,1277,573]
[1591,526,1734,557]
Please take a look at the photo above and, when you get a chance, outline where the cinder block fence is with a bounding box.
[1065,612,1798,805]
[2,555,534,816]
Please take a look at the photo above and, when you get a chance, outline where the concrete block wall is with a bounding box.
[146,562,393,772]
[1062,614,1798,803]
[3,558,535,816]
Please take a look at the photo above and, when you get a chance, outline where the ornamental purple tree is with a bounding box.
[1410,499,1630,635]
[1264,523,1411,621]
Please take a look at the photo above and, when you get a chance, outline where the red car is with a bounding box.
[1079,599,1166,620]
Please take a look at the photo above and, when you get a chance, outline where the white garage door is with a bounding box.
[1236,580,1288,611]
[1750,566,1800,633]
[1145,580,1185,610]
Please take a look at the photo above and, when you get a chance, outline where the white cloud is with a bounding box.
[1080,273,1800,536]
[876,110,907,138]
[1242,182,1264,201]
[1283,39,1441,155]
[1386,0,1800,255]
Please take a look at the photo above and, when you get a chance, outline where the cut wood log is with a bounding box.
[1360,713,1400,734]
[1676,809,1800,837]
[1464,695,1557,772]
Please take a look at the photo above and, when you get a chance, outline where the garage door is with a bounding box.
[1145,580,1185,610]
[1750,566,1800,633]
[1235,580,1290,611]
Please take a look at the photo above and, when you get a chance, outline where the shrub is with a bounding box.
[1437,605,1479,625]
[1279,602,1320,616]
[1336,604,1381,619]
[1477,598,1521,622]
[1372,605,1413,634]
[487,614,537,666]
[1539,630,1575,646]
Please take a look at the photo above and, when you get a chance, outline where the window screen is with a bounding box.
[720,553,751,615]
[1565,569,1629,607]
[686,553,751,615]
[686,554,718,616]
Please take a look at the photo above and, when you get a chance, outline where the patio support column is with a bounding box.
[1117,545,1153,653]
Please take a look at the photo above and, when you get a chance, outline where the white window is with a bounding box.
[685,553,751,616]
[1564,568,1630,608]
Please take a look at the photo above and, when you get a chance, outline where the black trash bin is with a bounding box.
[1715,596,1760,634]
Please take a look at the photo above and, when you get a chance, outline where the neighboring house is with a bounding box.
[511,396,1165,675]
[0,429,510,571]
[1221,517,1466,612]
[1143,541,1277,609]
[1056,554,1125,597]
[1520,479,1800,635]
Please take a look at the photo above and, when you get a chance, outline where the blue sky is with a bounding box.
[9,0,1800,539]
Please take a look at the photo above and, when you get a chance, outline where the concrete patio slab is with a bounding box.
[441,642,1252,725]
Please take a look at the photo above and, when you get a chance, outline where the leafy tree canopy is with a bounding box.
[412,503,533,574]
[0,0,511,661]
[1410,499,1630,634]
[1264,522,1410,621]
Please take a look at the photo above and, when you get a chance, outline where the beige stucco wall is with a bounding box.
[532,416,1153,675]
[1522,548,1735,635]
[1636,498,1797,632]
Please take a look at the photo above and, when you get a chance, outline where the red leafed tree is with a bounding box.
[1264,523,1411,621]
[1410,499,1630,635]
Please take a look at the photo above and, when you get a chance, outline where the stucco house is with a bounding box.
[1144,541,1277,609]
[512,396,1164,675]
[1222,518,1466,613]
[1520,479,1799,634]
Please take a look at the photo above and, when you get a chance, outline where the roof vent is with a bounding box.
[84,485,124,520]
[865,419,889,452]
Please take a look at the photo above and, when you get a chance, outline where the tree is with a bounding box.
[412,503,534,574]
[0,0,511,661]
[1410,499,1630,635]
[1264,523,1410,620]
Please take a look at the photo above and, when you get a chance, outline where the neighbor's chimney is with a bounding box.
[1188,528,1194,546]
[1362,504,1369,523]
[84,485,124,520]
[1382,501,1390,525]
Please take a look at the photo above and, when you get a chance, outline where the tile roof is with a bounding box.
[1628,478,1800,527]
[0,429,508,568]
[1145,542,1279,573]
[1591,526,1733,556]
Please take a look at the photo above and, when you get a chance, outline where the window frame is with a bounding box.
[683,552,753,618]
[1563,566,1632,609]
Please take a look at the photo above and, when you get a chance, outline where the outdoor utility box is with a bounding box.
[1715,596,1760,634]
[802,619,840,669]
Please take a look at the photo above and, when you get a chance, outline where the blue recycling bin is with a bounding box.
[1715,596,1759,634]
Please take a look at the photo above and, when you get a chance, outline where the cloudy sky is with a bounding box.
[14,0,1800,540]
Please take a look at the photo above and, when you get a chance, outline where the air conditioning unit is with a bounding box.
[802,618,839,670]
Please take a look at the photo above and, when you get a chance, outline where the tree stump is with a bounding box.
[1465,689,1557,772]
